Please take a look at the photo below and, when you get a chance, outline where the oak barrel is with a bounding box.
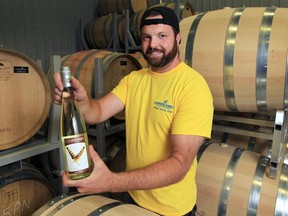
[84,15,125,49]
[97,0,147,17]
[129,9,146,45]
[61,50,142,119]
[196,143,288,215]
[32,193,159,215]
[180,7,288,112]
[0,162,55,216]
[152,2,195,19]
[0,48,51,150]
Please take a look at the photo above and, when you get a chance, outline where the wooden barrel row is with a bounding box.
[2,140,285,215]
[102,140,288,215]
[180,7,288,113]
[85,3,195,49]
[0,48,146,151]
[84,14,126,49]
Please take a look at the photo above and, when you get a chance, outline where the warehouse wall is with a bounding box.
[0,0,98,72]
[1,0,288,73]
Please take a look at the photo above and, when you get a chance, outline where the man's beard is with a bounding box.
[142,40,178,68]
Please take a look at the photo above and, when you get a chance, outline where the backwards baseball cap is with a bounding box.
[140,6,180,33]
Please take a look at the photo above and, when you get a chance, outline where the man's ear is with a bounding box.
[176,33,181,45]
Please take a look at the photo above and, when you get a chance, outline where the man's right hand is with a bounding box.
[51,72,88,105]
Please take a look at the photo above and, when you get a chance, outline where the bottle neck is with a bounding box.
[63,86,73,93]
[62,86,76,100]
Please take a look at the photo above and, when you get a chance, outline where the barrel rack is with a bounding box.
[82,57,126,159]
[0,56,66,194]
[50,55,126,161]
[0,55,125,195]
[212,109,288,178]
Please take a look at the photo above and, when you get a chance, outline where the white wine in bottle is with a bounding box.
[60,66,93,180]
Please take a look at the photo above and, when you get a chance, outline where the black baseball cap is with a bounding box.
[140,6,180,33]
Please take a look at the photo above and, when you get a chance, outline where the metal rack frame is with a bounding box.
[212,109,287,178]
[86,58,126,158]
[104,10,141,53]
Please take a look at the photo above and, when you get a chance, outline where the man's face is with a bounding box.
[141,16,180,68]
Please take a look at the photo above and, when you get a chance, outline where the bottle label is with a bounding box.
[62,134,89,172]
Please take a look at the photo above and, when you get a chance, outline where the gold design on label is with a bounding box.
[66,146,85,165]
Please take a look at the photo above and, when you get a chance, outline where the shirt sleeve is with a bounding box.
[171,75,214,138]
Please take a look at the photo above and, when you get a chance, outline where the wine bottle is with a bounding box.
[60,66,93,180]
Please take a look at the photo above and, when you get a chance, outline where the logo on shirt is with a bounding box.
[153,100,174,113]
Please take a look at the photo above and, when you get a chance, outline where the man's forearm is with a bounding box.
[109,155,193,192]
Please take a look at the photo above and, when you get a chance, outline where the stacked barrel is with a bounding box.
[81,5,288,216]
[179,7,288,215]
[0,48,55,215]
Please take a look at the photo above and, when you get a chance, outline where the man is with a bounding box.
[53,6,213,216]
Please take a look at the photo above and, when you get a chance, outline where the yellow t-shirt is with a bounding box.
[111,62,213,215]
